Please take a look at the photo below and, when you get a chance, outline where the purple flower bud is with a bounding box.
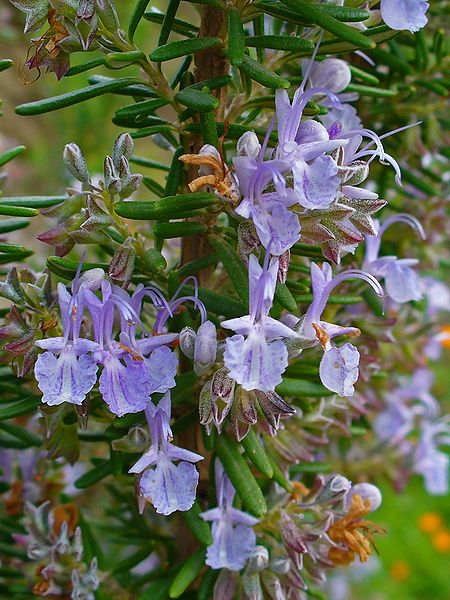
[345,483,382,512]
[63,143,90,184]
[120,174,143,199]
[108,238,136,288]
[309,58,352,94]
[194,320,217,375]
[277,249,290,284]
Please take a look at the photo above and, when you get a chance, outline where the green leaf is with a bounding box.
[246,35,313,52]
[175,88,220,112]
[256,2,370,25]
[182,502,213,546]
[154,221,208,238]
[344,83,397,98]
[0,196,65,208]
[239,54,290,89]
[178,252,218,278]
[114,98,168,118]
[169,548,206,598]
[241,428,274,479]
[158,0,181,46]
[144,8,198,38]
[276,378,334,398]
[164,147,185,197]
[77,512,106,569]
[0,422,42,448]
[348,64,379,86]
[130,156,170,171]
[0,397,41,421]
[400,167,439,197]
[0,146,26,168]
[228,8,245,67]
[131,125,177,140]
[88,75,158,97]
[316,25,396,56]
[0,59,13,72]
[115,192,216,220]
[74,460,112,489]
[267,452,292,492]
[0,204,38,217]
[64,57,106,77]
[15,78,140,116]
[275,282,297,312]
[200,109,219,147]
[362,288,384,317]
[279,0,375,49]
[0,219,30,234]
[150,37,223,62]
[294,294,363,305]
[104,51,146,68]
[112,542,156,574]
[182,284,245,318]
[208,235,249,309]
[46,256,108,280]
[128,0,152,42]
[215,432,267,517]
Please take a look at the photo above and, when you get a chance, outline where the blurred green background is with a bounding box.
[0,1,449,598]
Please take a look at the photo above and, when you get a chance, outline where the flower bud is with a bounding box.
[194,320,217,375]
[108,238,136,288]
[96,0,120,31]
[316,474,352,503]
[277,249,290,284]
[340,160,369,186]
[120,173,143,199]
[269,557,291,575]
[179,327,196,360]
[296,120,329,144]
[104,156,121,194]
[63,143,90,183]
[78,268,105,291]
[310,58,351,94]
[345,483,382,512]
[198,381,213,427]
[112,133,134,169]
[237,131,261,158]
[247,546,269,572]
[238,221,260,260]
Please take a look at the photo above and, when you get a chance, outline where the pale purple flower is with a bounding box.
[363,214,426,303]
[129,392,203,515]
[293,262,383,396]
[319,342,360,397]
[344,483,382,512]
[414,418,450,495]
[381,0,429,32]
[34,268,103,406]
[221,253,298,392]
[200,459,258,571]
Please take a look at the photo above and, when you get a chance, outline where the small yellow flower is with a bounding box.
[390,560,411,582]
[418,512,443,533]
[432,530,450,553]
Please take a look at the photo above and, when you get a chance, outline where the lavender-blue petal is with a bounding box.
[99,355,150,416]
[140,457,199,515]
[35,348,98,406]
[380,0,429,32]
[319,343,360,397]
[146,346,178,394]
[206,519,256,571]
[292,155,339,210]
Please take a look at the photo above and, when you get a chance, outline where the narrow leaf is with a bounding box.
[0,219,30,234]
[0,196,65,208]
[169,548,206,598]
[175,88,220,112]
[15,78,140,116]
[128,0,153,42]
[154,221,208,238]
[241,429,274,479]
[276,378,334,398]
[0,422,42,448]
[0,205,38,217]
[209,235,249,309]
[279,0,375,50]
[150,37,223,62]
[65,57,106,77]
[0,146,26,168]
[0,397,41,421]
[228,8,245,67]
[0,59,13,72]
[115,192,216,220]
[158,0,181,46]
[246,35,313,52]
[275,282,297,312]
[215,432,267,517]
[74,460,112,489]
[239,54,290,89]
[182,501,213,546]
